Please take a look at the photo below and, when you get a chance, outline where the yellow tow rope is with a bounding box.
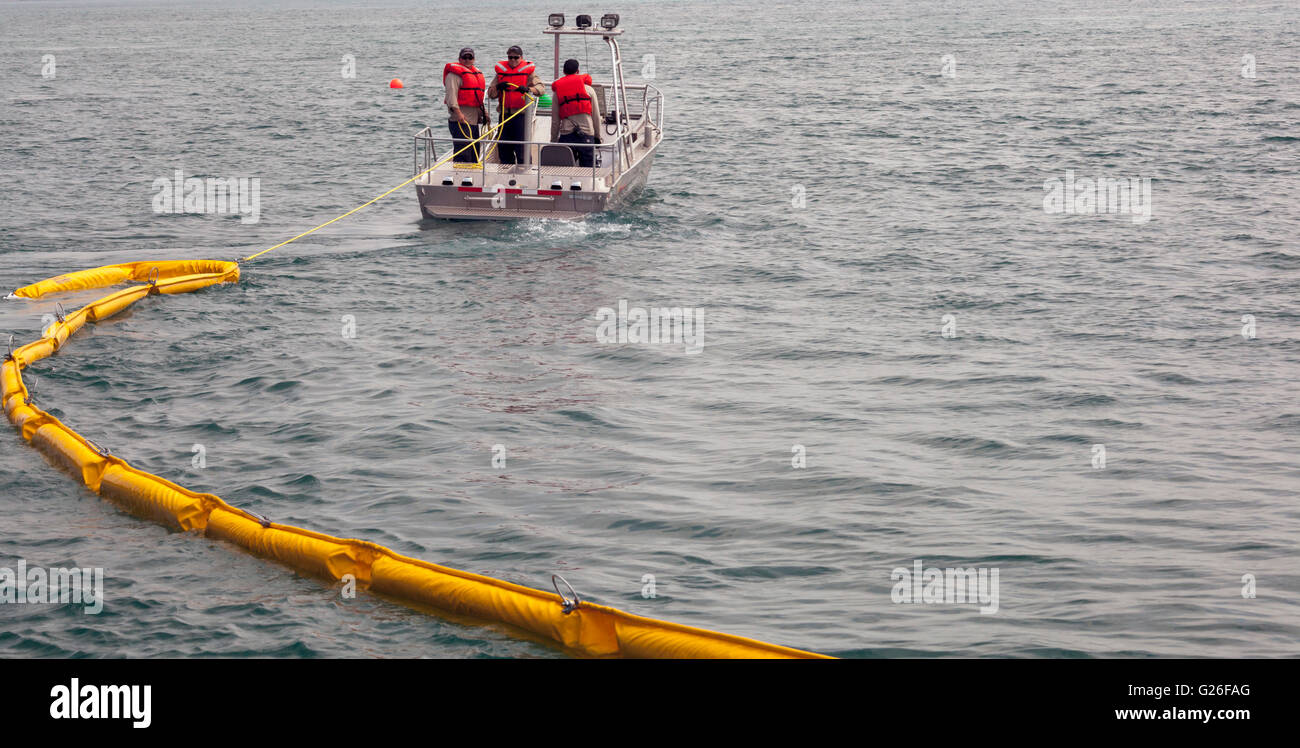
[241,95,535,263]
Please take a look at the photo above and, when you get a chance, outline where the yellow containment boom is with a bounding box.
[3,261,830,659]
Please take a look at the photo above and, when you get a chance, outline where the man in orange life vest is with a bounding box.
[489,45,544,166]
[443,47,489,163]
[551,59,602,168]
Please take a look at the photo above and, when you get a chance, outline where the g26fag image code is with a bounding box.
[1129,684,1251,699]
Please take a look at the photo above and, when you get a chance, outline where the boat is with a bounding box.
[413,13,664,220]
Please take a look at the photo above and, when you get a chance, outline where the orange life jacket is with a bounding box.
[552,73,594,119]
[443,62,485,107]
[494,60,535,109]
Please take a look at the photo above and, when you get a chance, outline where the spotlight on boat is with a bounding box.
[548,13,565,28]
[576,14,592,29]
[600,13,619,30]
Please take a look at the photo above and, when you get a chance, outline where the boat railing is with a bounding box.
[617,82,664,134]
[413,131,614,190]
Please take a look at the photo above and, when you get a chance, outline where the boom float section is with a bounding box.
[3,261,830,659]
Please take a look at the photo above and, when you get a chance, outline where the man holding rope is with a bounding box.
[489,45,544,166]
[443,47,490,163]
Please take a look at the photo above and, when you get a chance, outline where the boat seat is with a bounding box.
[539,144,577,167]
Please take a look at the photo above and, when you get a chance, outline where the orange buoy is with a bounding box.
[389,78,404,89]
